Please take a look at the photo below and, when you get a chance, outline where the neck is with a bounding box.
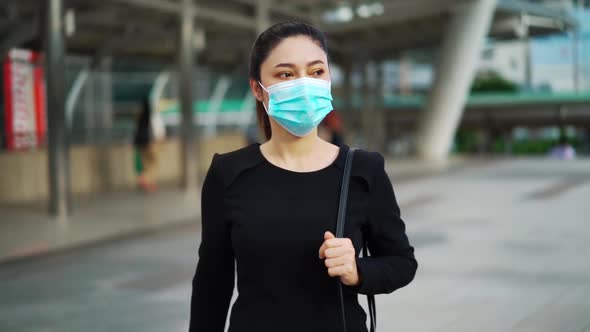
[266,127,321,159]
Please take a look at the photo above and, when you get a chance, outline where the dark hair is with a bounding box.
[248,21,328,140]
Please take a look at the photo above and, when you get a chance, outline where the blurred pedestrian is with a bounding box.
[319,110,345,146]
[548,135,576,160]
[189,21,417,332]
[133,97,166,193]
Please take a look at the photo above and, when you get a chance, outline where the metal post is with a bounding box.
[45,0,69,218]
[374,60,386,152]
[341,61,354,136]
[573,29,580,93]
[524,37,532,90]
[399,53,412,96]
[97,57,114,190]
[362,62,375,150]
[98,57,113,143]
[179,0,198,192]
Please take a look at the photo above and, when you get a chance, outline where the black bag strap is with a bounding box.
[335,147,355,239]
[336,147,376,332]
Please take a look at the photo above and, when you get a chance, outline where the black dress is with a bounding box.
[189,143,417,332]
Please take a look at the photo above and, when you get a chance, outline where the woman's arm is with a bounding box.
[352,153,418,295]
[189,154,235,332]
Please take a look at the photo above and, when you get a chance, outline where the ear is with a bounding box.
[249,79,264,102]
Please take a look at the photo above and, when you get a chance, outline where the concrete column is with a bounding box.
[374,61,386,152]
[179,0,198,192]
[415,0,497,161]
[84,68,96,143]
[573,29,580,93]
[518,14,531,90]
[524,38,532,90]
[244,0,271,144]
[45,0,70,218]
[98,57,113,143]
[97,57,114,190]
[362,62,386,152]
[256,0,271,34]
[340,61,354,135]
[399,53,412,96]
[361,63,372,150]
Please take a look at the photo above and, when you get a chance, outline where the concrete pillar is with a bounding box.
[84,67,96,143]
[244,0,271,144]
[415,0,497,161]
[256,0,271,34]
[97,57,113,143]
[362,62,387,152]
[399,53,412,96]
[45,0,70,218]
[361,63,372,150]
[518,14,531,90]
[97,57,114,190]
[374,61,386,152]
[179,0,198,192]
[573,29,580,93]
[524,38,532,90]
[341,61,354,131]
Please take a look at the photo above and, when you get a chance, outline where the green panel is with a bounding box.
[467,92,590,106]
[113,82,153,102]
[158,91,590,115]
[161,100,247,114]
[382,92,590,109]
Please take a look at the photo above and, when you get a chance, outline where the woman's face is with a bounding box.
[252,35,330,103]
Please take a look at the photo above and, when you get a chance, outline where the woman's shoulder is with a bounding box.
[347,147,386,189]
[208,143,264,187]
[351,148,384,167]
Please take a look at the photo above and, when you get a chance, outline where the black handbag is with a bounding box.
[336,148,376,332]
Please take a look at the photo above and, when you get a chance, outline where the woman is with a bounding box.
[189,21,417,332]
[134,97,166,193]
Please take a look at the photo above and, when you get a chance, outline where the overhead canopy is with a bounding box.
[0,0,579,67]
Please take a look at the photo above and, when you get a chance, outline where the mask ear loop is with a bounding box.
[258,81,270,112]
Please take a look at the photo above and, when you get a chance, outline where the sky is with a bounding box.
[531,8,590,66]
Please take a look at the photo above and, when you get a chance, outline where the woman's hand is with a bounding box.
[318,231,360,286]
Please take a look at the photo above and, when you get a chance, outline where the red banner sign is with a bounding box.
[3,49,46,150]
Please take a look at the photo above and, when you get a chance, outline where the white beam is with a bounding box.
[196,5,255,29]
[235,0,309,21]
[108,0,177,12]
[320,0,457,33]
[104,0,256,29]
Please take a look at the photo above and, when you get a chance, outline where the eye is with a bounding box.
[312,69,325,76]
[278,72,293,78]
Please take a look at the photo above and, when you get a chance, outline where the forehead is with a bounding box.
[264,35,328,67]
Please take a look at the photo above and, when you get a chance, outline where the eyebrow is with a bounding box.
[274,60,326,69]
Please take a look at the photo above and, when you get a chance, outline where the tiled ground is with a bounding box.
[1,158,589,332]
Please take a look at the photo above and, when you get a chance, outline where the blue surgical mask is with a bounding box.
[259,77,333,137]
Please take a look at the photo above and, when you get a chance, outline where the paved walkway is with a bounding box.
[0,188,200,263]
[1,157,589,331]
[0,156,466,263]
[382,157,590,331]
